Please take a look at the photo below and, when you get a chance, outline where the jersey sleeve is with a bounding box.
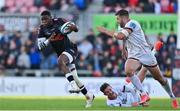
[124,85,136,94]
[56,18,68,25]
[124,21,138,32]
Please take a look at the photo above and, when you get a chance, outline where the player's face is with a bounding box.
[41,15,52,27]
[103,86,117,99]
[116,16,125,27]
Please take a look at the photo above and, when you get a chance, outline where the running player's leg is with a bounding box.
[138,66,148,83]
[68,64,95,108]
[125,59,150,103]
[125,66,147,84]
[60,48,94,108]
[125,59,146,93]
[146,65,179,108]
[137,40,163,83]
[58,53,79,91]
[126,41,163,84]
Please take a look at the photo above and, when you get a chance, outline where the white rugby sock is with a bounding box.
[65,73,74,82]
[68,64,83,87]
[130,74,145,93]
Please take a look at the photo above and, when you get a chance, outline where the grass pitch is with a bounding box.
[0,96,179,110]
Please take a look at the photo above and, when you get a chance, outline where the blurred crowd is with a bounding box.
[0,0,92,13]
[0,0,177,14]
[103,0,178,13]
[0,22,177,77]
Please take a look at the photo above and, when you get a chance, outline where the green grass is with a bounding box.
[0,97,179,110]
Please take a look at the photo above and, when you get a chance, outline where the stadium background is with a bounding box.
[0,0,180,110]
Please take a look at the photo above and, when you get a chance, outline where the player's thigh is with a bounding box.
[125,58,142,75]
[138,66,148,83]
[146,65,167,84]
[58,54,69,65]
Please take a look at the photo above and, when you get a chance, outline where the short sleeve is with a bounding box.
[124,21,138,32]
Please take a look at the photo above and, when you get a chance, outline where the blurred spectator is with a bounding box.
[41,53,57,69]
[12,31,22,50]
[0,0,5,10]
[34,0,43,7]
[86,29,96,46]
[161,0,170,13]
[166,28,177,46]
[77,53,89,70]
[0,49,5,70]
[17,46,30,69]
[78,39,93,58]
[74,0,89,11]
[60,0,69,11]
[29,47,41,69]
[103,0,116,13]
[143,0,155,13]
[173,0,178,13]
[5,54,16,69]
[48,0,60,10]
[167,34,176,60]
[154,0,161,14]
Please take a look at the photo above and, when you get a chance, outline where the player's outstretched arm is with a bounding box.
[96,26,132,40]
[96,26,115,37]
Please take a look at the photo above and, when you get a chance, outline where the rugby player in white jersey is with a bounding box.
[97,9,179,108]
[100,82,149,107]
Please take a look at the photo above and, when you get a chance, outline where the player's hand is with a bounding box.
[96,26,107,34]
[67,22,78,32]
[39,42,47,50]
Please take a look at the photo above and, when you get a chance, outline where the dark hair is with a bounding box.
[40,10,51,16]
[100,83,110,92]
[115,9,129,16]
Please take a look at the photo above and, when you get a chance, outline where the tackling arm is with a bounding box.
[96,26,132,40]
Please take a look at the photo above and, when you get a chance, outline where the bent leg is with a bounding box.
[137,66,148,83]
[125,58,145,92]
[146,65,175,99]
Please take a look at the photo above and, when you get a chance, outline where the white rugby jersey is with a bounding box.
[121,20,152,58]
[106,85,140,107]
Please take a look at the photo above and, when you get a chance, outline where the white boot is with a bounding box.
[85,93,95,108]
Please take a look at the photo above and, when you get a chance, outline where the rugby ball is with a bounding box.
[60,22,73,34]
